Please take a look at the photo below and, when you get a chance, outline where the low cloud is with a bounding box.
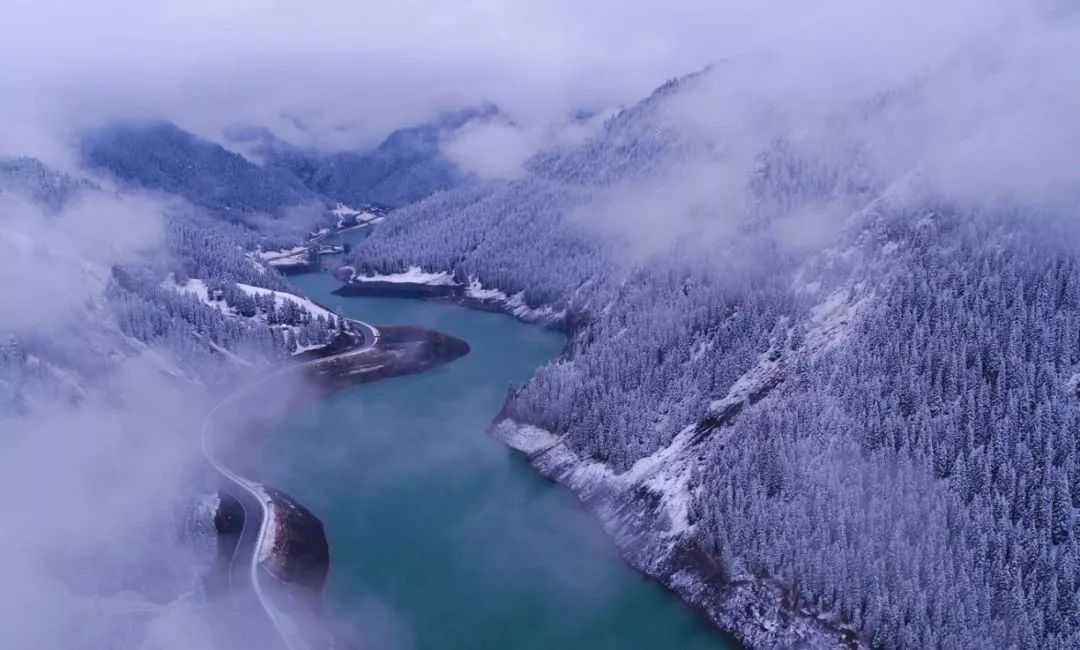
[0,179,219,648]
[1,0,1074,203]
[0,1,737,169]
[0,358,210,650]
[569,0,1079,262]
[0,191,163,331]
[442,122,542,180]
[574,161,746,262]
[443,112,611,180]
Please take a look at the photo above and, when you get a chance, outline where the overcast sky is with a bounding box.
[1,0,1074,270]
[0,1,737,167]
[3,0,1075,187]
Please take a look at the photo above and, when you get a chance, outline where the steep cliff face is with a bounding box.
[207,490,246,598]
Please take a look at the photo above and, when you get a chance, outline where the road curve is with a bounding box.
[201,319,380,650]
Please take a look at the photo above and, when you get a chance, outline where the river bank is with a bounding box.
[489,418,859,650]
[205,318,470,649]
[331,266,570,330]
[324,270,858,649]
[266,272,736,649]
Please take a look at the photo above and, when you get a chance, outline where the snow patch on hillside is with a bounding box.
[331,203,383,229]
[494,422,560,455]
[803,285,869,354]
[353,266,456,286]
[708,352,783,414]
[465,278,506,301]
[704,282,868,417]
[255,245,307,262]
[466,278,567,325]
[330,204,359,218]
[162,276,336,356]
[620,424,699,537]
[164,277,333,321]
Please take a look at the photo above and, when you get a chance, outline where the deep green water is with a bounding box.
[263,272,734,650]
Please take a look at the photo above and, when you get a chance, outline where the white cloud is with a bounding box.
[442,122,540,180]
[442,112,612,180]
[0,191,163,331]
[574,160,744,262]
[566,0,1079,261]
[0,359,209,649]
[0,1,735,168]
[3,0,1070,212]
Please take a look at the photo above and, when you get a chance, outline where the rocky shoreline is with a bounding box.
[259,486,331,593]
[332,278,464,300]
[331,267,571,331]
[489,418,861,650]
[303,323,470,392]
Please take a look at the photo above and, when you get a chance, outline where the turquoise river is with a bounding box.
[262,271,735,650]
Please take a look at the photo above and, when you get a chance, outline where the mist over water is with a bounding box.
[264,273,733,649]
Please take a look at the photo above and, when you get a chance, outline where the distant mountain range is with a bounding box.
[81,121,317,217]
[79,104,502,221]
[256,104,500,208]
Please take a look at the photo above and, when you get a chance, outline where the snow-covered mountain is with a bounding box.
[0,155,349,397]
[5,31,1078,646]
[257,104,500,208]
[81,121,320,217]
[0,157,97,212]
[342,62,1080,648]
[80,106,500,230]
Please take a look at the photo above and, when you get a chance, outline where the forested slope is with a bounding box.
[81,122,318,217]
[696,212,1080,647]
[345,64,1080,647]
[0,156,342,406]
[261,105,497,208]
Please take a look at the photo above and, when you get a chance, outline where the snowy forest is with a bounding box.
[0,144,368,648]
[343,61,1080,648]
[3,3,1077,647]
